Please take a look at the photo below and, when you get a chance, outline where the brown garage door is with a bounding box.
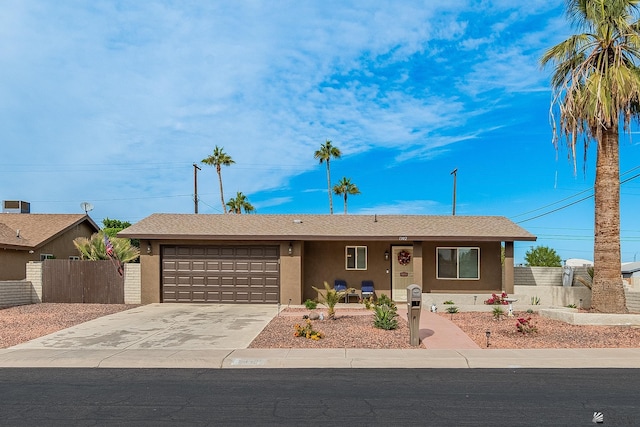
[162,245,280,303]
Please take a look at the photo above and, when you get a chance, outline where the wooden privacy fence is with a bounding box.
[42,259,124,303]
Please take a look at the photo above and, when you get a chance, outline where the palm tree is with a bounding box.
[333,177,360,214]
[226,191,255,214]
[202,146,235,213]
[73,232,140,263]
[314,139,341,214]
[540,0,640,313]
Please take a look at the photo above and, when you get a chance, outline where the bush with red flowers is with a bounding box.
[516,317,538,335]
[484,292,509,305]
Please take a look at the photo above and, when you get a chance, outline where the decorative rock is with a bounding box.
[309,312,320,320]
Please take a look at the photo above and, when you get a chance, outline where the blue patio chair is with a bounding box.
[334,279,348,302]
[361,280,375,300]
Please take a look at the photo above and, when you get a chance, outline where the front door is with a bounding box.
[391,246,414,302]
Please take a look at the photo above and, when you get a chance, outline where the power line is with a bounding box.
[514,171,640,224]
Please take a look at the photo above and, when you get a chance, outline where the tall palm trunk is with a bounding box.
[326,159,333,214]
[217,165,226,213]
[591,127,627,313]
[343,193,348,214]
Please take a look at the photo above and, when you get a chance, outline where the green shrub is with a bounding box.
[373,303,399,330]
[375,294,396,309]
[443,300,455,305]
[304,299,318,309]
[492,306,505,320]
[445,305,459,314]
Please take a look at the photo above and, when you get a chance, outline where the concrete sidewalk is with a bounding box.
[1,347,639,369]
[0,303,639,369]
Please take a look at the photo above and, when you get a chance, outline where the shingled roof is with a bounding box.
[0,214,100,250]
[119,214,536,242]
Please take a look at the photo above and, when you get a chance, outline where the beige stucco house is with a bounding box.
[119,214,536,304]
[0,213,100,280]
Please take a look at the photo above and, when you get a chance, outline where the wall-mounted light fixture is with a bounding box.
[384,249,389,261]
[147,242,152,255]
[288,242,293,256]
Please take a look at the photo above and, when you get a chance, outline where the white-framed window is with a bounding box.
[345,246,367,270]
[40,254,54,261]
[69,256,80,260]
[436,247,479,279]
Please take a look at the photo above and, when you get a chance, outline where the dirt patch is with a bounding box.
[0,303,138,349]
[249,308,640,349]
[443,312,640,349]
[249,309,421,349]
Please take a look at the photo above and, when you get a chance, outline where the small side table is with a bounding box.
[346,290,360,303]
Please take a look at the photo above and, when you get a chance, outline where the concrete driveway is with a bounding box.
[10,304,278,351]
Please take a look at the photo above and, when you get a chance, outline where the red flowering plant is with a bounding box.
[515,317,537,335]
[484,292,509,305]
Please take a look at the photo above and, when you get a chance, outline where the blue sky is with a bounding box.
[1,1,639,264]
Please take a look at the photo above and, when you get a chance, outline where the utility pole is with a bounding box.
[193,163,201,214]
[450,168,457,216]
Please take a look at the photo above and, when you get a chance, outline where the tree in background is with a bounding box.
[102,217,138,249]
[524,246,562,267]
[102,218,131,237]
[226,191,255,214]
[73,231,140,263]
[314,139,341,214]
[332,177,360,214]
[540,0,637,312]
[202,146,235,214]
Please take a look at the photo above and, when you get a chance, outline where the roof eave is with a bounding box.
[119,233,538,242]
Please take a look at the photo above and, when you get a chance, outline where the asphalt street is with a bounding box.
[1,368,638,426]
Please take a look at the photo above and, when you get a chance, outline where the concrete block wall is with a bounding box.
[514,267,562,286]
[625,289,640,313]
[25,262,42,303]
[124,263,141,304]
[0,281,34,308]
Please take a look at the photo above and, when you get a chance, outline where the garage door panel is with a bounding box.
[206,261,221,271]
[235,261,250,272]
[191,261,205,271]
[177,247,191,256]
[221,261,235,271]
[220,247,235,257]
[235,247,250,257]
[162,245,280,303]
[265,277,279,286]
[205,247,221,257]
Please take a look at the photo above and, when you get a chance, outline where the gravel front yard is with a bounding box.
[0,303,137,348]
[1,303,639,349]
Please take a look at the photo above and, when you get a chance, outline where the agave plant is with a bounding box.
[373,303,398,330]
[312,281,346,319]
[73,231,140,263]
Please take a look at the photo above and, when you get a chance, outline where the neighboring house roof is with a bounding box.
[0,214,100,250]
[119,214,537,242]
[565,258,594,267]
[622,262,640,274]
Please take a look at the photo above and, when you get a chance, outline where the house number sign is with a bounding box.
[398,236,407,240]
